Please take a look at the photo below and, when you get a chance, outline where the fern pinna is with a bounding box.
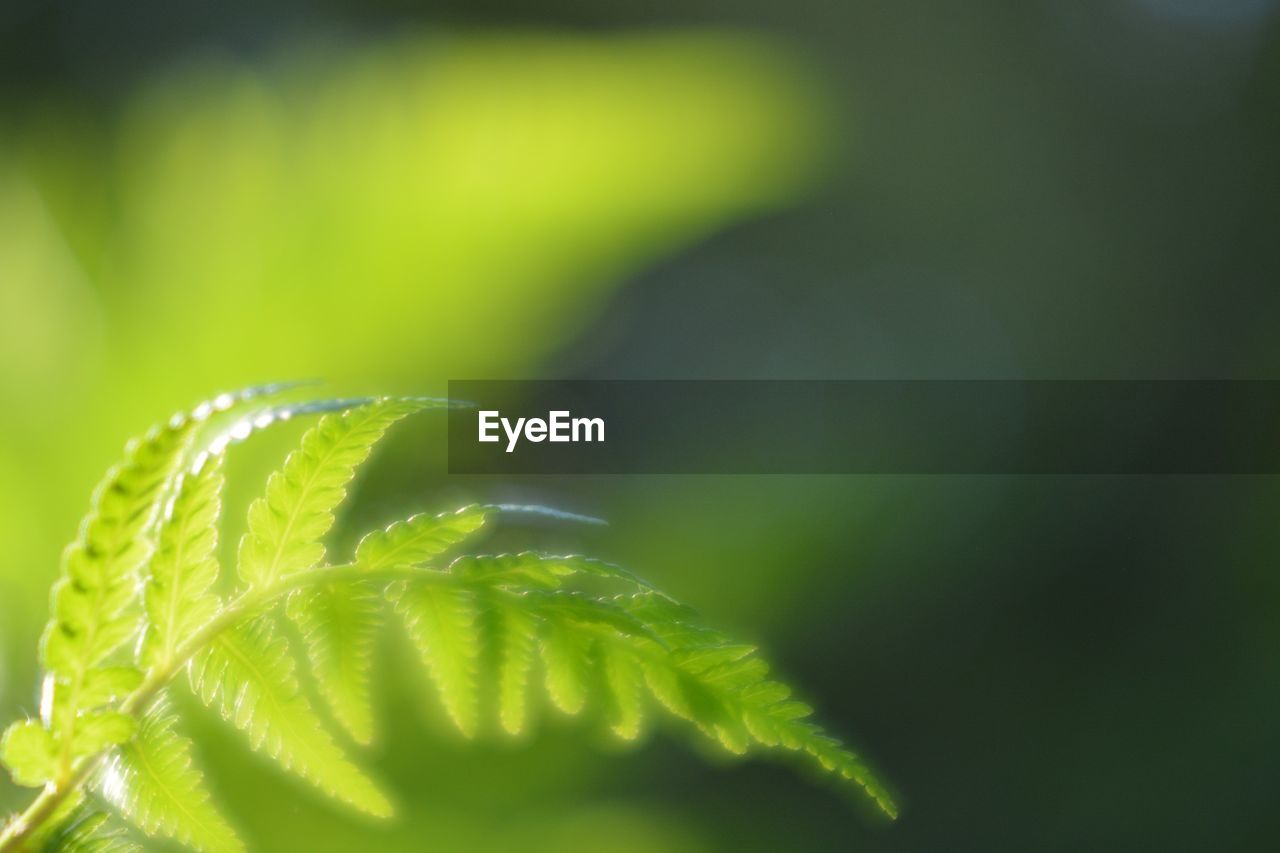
[0,388,895,851]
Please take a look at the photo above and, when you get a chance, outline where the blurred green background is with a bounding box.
[2,1,1280,851]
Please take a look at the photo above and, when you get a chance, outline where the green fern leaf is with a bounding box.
[492,602,539,736]
[540,618,591,716]
[41,385,294,681]
[601,641,646,740]
[188,619,392,817]
[237,399,434,590]
[620,593,899,817]
[97,702,242,853]
[542,556,661,594]
[0,719,60,787]
[37,804,140,853]
[307,503,488,742]
[523,589,657,641]
[31,386,301,785]
[449,552,656,594]
[40,416,195,681]
[1,393,898,851]
[78,668,144,710]
[390,580,481,737]
[354,505,490,571]
[285,581,381,744]
[638,658,695,723]
[448,553,565,589]
[69,712,136,756]
[141,455,226,672]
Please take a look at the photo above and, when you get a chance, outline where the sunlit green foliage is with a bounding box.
[0,390,892,851]
[189,618,392,820]
[35,803,138,853]
[285,581,381,745]
[98,702,240,853]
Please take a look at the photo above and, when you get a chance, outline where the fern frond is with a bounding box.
[285,581,381,744]
[188,619,392,817]
[354,506,490,571]
[378,558,895,815]
[168,396,405,742]
[0,392,896,853]
[141,455,226,673]
[237,399,437,590]
[389,579,481,737]
[96,702,242,853]
[30,386,302,789]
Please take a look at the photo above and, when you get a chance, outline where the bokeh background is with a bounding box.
[2,1,1280,851]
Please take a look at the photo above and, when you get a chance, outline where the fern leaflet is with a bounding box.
[390,580,482,737]
[539,616,592,716]
[36,804,138,853]
[285,504,490,741]
[601,641,646,740]
[141,455,226,672]
[188,619,392,817]
[96,702,241,853]
[237,399,436,589]
[354,506,490,571]
[286,581,382,745]
[0,721,60,787]
[492,602,539,736]
[621,593,899,817]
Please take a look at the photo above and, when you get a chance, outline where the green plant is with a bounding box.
[0,387,895,851]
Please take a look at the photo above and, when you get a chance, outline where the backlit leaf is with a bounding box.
[390,580,481,737]
[493,602,539,736]
[237,399,436,589]
[141,455,226,672]
[286,581,382,744]
[188,619,392,817]
[355,505,490,571]
[97,702,242,853]
[1,719,60,787]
